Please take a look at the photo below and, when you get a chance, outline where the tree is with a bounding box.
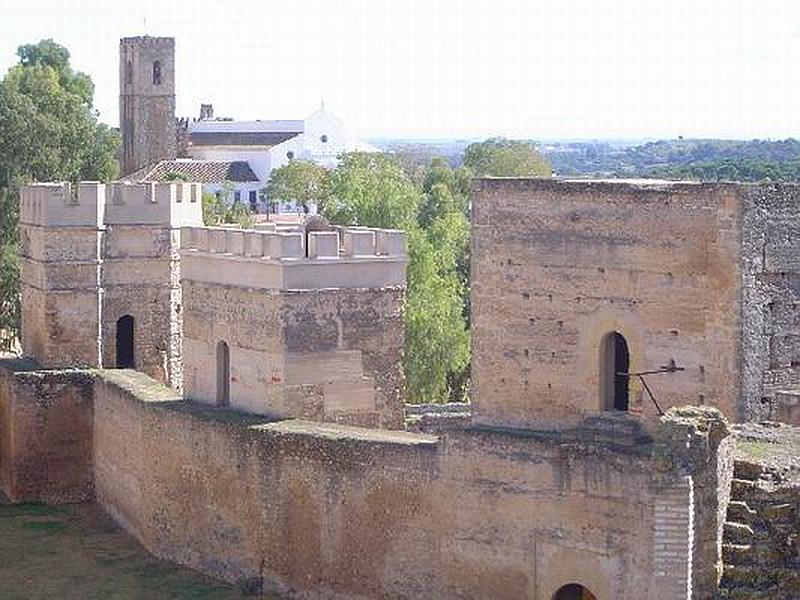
[463,137,552,177]
[202,181,254,228]
[265,159,329,212]
[162,171,189,182]
[322,153,420,229]
[0,39,119,350]
[404,228,470,403]
[321,152,470,403]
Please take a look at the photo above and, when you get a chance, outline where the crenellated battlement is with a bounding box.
[180,226,405,260]
[180,225,406,290]
[19,182,106,228]
[20,182,203,228]
[120,36,174,48]
[104,182,202,225]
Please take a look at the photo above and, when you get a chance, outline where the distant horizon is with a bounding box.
[367,135,800,143]
[4,1,800,140]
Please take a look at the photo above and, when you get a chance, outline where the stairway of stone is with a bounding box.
[718,459,799,599]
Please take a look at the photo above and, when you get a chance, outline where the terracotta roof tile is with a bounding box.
[125,160,260,183]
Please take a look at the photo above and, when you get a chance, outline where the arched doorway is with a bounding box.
[116,315,135,368]
[553,583,598,600]
[216,340,230,407]
[600,331,629,411]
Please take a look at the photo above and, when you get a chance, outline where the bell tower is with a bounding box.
[119,36,176,175]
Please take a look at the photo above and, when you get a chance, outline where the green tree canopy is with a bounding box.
[265,159,329,212]
[321,152,470,403]
[463,137,551,177]
[0,39,119,350]
[321,153,420,229]
[16,39,94,104]
[202,182,254,228]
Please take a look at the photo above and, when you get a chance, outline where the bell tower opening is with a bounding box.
[600,331,630,411]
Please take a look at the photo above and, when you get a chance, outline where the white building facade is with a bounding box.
[185,106,375,213]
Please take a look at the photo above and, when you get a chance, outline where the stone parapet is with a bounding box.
[180,226,406,290]
[20,182,202,229]
[105,182,202,226]
[19,182,105,228]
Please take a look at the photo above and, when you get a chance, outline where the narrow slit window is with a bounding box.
[216,340,230,407]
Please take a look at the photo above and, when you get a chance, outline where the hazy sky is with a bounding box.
[2,0,800,139]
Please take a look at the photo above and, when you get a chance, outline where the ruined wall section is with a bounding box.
[101,182,202,390]
[471,179,744,430]
[181,227,406,428]
[0,358,93,503]
[19,183,104,367]
[739,184,800,421]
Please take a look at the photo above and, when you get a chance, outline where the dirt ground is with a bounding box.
[0,501,271,599]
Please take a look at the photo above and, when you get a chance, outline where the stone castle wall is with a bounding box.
[739,185,800,422]
[0,359,94,504]
[0,363,723,600]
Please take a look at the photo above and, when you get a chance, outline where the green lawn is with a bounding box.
[0,501,264,599]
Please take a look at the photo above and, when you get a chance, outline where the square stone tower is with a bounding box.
[471,178,800,430]
[119,36,177,176]
[18,182,202,391]
[101,182,202,390]
[18,183,105,367]
[180,226,408,429]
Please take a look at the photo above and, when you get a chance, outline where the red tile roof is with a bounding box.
[125,160,259,183]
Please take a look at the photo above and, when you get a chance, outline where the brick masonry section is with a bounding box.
[653,477,694,599]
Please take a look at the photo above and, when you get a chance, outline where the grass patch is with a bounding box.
[738,440,775,461]
[21,520,68,534]
[0,502,270,599]
[0,503,60,518]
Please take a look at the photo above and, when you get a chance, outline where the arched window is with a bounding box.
[126,60,133,85]
[600,331,630,411]
[552,584,597,600]
[216,340,230,407]
[116,315,135,368]
[152,60,162,85]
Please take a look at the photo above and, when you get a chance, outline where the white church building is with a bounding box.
[128,105,376,214]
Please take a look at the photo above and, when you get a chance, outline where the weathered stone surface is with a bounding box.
[471,178,800,429]
[0,358,94,503]
[119,37,176,176]
[182,281,406,429]
[719,423,800,599]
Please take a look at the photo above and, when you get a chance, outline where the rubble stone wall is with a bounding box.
[91,370,710,599]
[740,185,800,421]
[0,359,93,503]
